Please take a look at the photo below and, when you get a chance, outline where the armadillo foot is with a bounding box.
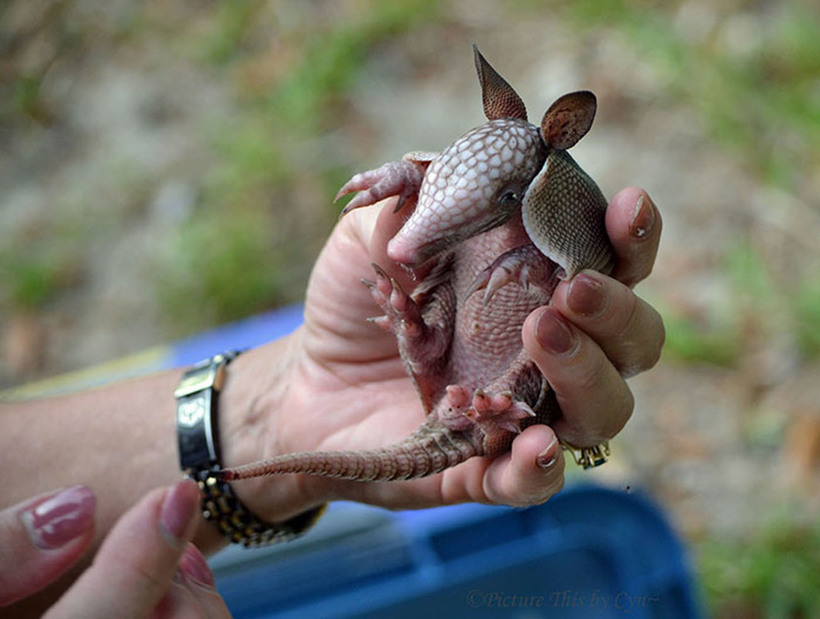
[365,263,424,335]
[336,159,427,215]
[465,244,558,304]
[442,385,536,435]
[365,263,448,369]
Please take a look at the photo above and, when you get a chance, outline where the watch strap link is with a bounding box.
[192,467,326,547]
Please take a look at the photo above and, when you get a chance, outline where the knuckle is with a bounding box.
[559,363,634,444]
[614,295,665,377]
[518,470,565,508]
[599,387,634,440]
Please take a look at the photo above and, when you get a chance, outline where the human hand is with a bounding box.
[223,186,663,519]
[521,186,664,460]
[0,480,230,617]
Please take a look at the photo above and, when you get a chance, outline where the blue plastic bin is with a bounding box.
[209,484,700,618]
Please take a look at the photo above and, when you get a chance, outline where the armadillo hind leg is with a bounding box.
[442,385,537,438]
[218,425,480,482]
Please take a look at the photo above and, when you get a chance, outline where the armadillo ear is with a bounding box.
[473,44,528,121]
[521,150,614,279]
[540,91,597,150]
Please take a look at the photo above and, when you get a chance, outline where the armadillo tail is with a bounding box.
[218,426,480,482]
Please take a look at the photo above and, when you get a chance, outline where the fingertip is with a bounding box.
[628,191,658,241]
[47,481,204,617]
[606,188,661,286]
[610,188,659,241]
[536,433,561,469]
[524,306,579,360]
[21,485,96,551]
[512,424,564,476]
[159,479,201,548]
[483,425,565,507]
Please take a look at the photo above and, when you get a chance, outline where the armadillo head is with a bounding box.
[386,119,545,267]
[387,46,611,275]
[386,46,541,268]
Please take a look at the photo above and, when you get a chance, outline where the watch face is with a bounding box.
[178,398,206,427]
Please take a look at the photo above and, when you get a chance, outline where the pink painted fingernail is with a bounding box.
[159,479,200,545]
[535,309,577,356]
[21,486,96,550]
[179,543,216,589]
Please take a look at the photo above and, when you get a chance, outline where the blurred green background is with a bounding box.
[2,1,819,616]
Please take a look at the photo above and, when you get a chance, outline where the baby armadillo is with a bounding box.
[220,45,615,483]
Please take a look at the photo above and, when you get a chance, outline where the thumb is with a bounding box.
[0,486,96,606]
[46,479,203,618]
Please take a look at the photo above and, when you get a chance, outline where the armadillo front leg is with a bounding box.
[336,152,436,214]
[365,262,454,411]
[465,244,559,304]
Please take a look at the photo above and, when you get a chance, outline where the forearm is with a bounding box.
[1,368,188,538]
[0,331,312,556]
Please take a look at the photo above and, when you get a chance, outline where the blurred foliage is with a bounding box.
[661,240,811,367]
[104,0,437,330]
[661,312,741,367]
[562,0,820,203]
[698,514,820,618]
[793,278,820,359]
[159,207,287,327]
[0,248,73,311]
[157,0,440,329]
[0,214,84,312]
[0,0,441,329]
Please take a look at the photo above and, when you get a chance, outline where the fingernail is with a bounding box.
[535,309,577,356]
[159,480,200,546]
[567,273,607,317]
[21,486,96,550]
[537,436,559,469]
[629,193,656,239]
[178,543,216,589]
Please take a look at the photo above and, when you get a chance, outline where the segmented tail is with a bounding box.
[218,425,479,482]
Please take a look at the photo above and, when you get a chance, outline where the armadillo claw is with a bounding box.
[465,244,559,304]
[365,315,392,331]
[336,160,427,215]
[449,387,536,435]
[365,263,424,337]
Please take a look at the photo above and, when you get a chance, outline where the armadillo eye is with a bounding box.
[499,191,521,208]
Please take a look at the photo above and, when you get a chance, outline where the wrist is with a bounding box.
[213,334,323,523]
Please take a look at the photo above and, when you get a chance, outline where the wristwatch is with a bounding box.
[175,351,325,547]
